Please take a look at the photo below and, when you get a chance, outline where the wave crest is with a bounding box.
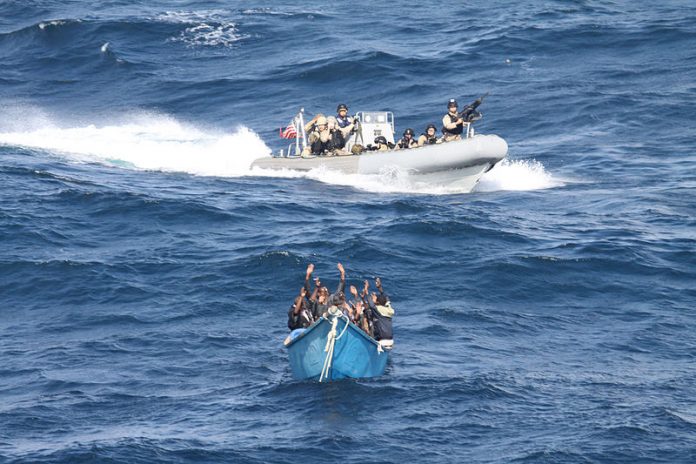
[156,11,247,47]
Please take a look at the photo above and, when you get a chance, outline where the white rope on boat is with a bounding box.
[319,307,349,383]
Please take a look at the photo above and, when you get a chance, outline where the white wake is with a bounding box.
[476,158,563,192]
[0,108,270,177]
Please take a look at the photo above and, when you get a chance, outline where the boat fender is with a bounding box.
[379,339,394,350]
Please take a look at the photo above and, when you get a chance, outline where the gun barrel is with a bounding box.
[472,92,488,108]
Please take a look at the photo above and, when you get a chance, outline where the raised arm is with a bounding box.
[304,263,314,295]
[310,275,322,302]
[375,277,390,303]
[365,291,378,311]
[293,287,307,315]
[349,285,359,307]
[305,115,319,132]
[336,262,346,294]
[375,277,383,294]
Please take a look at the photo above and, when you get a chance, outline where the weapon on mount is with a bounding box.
[459,92,489,123]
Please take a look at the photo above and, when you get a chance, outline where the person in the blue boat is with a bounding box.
[442,98,465,142]
[395,128,417,150]
[349,285,372,334]
[331,262,346,300]
[310,284,330,320]
[329,291,352,318]
[287,286,314,330]
[300,262,345,320]
[362,277,394,342]
[418,124,441,146]
[306,267,330,320]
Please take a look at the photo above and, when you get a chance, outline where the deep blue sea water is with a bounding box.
[2,1,696,462]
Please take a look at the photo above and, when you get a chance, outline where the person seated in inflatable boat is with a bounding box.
[395,128,418,150]
[335,103,359,139]
[418,123,441,146]
[366,136,394,152]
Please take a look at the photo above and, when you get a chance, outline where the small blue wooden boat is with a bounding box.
[285,311,389,382]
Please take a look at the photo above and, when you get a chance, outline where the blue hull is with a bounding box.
[286,317,389,381]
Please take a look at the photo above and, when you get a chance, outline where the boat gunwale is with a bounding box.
[285,315,380,349]
[267,133,505,161]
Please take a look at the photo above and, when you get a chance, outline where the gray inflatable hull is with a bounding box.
[252,134,508,191]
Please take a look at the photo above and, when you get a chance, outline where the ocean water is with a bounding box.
[1,1,696,462]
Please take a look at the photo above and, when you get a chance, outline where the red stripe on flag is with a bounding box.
[280,120,297,139]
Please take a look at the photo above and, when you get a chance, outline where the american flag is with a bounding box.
[279,120,297,139]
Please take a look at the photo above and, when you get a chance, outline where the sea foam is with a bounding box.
[0,108,270,177]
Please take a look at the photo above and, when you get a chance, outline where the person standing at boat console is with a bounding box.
[442,98,465,142]
[335,103,361,143]
[336,103,351,128]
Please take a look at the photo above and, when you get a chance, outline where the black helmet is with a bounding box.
[426,123,437,131]
[337,103,348,112]
[447,98,458,108]
[374,136,388,145]
[403,128,414,136]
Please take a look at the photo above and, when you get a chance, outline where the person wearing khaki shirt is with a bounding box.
[418,124,441,146]
[305,114,331,156]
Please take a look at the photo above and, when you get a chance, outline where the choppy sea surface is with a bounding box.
[2,1,696,462]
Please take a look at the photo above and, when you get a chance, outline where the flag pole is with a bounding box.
[299,108,307,152]
[295,113,300,156]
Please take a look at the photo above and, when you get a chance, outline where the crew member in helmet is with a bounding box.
[442,98,465,142]
[395,128,417,149]
[326,116,347,153]
[372,136,392,151]
[418,123,441,146]
[335,103,358,139]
